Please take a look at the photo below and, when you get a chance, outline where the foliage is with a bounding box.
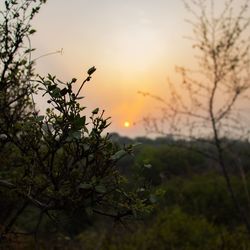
[1,135,250,248]
[75,207,250,250]
[0,0,153,243]
[2,0,250,248]
[162,173,250,226]
[134,144,204,185]
[0,0,45,128]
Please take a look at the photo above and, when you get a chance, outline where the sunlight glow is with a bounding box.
[124,121,130,128]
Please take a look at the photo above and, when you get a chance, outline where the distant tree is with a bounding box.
[141,0,250,232]
[0,0,152,243]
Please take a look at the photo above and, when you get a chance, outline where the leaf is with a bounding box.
[79,183,92,190]
[50,87,61,98]
[144,164,152,169]
[60,87,68,96]
[149,194,157,204]
[74,116,86,129]
[69,131,81,140]
[66,131,82,142]
[43,80,51,86]
[48,84,57,91]
[29,29,36,34]
[92,108,99,114]
[47,74,55,81]
[36,116,44,122]
[95,185,107,194]
[83,126,89,133]
[132,142,142,147]
[24,48,36,54]
[111,149,126,160]
[42,124,54,135]
[82,144,90,151]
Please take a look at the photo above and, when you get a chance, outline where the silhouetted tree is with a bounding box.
[141,0,250,232]
[0,0,152,243]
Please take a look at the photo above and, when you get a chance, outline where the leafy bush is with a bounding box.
[162,174,250,227]
[75,207,250,250]
[0,0,152,242]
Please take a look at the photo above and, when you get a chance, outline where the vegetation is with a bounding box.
[141,0,250,233]
[0,0,152,246]
[4,135,249,249]
[1,0,250,249]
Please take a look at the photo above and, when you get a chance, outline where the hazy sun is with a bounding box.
[124,121,130,128]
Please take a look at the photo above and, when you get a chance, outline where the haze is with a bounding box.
[31,0,226,137]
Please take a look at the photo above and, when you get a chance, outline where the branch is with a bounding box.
[0,179,15,189]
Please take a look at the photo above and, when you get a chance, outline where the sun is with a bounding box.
[124,121,130,128]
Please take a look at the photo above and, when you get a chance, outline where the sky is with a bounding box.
[30,0,195,137]
[30,0,233,137]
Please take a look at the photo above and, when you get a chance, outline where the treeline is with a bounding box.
[77,134,250,249]
[2,133,250,249]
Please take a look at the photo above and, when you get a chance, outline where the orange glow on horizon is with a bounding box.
[31,0,199,137]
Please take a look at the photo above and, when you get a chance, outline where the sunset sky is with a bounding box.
[30,0,231,137]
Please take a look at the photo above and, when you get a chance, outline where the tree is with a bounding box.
[141,0,250,232]
[0,0,152,243]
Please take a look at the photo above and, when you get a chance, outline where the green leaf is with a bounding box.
[60,87,68,96]
[24,48,36,54]
[69,131,81,140]
[50,87,61,98]
[73,131,81,139]
[95,185,107,194]
[111,149,127,160]
[144,164,152,169]
[92,108,99,114]
[132,142,142,147]
[74,116,86,129]
[29,29,36,34]
[36,116,44,122]
[149,194,157,204]
[79,183,92,189]
[47,74,55,81]
[83,126,89,133]
[48,84,57,91]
